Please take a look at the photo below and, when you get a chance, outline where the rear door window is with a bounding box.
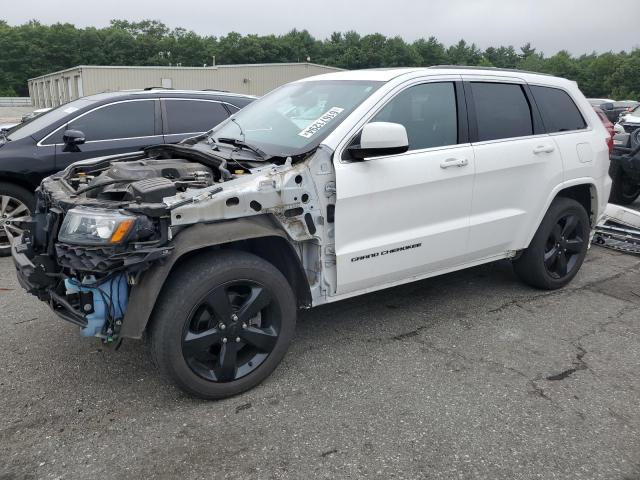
[470,82,533,142]
[164,100,229,134]
[530,86,587,133]
[372,82,458,151]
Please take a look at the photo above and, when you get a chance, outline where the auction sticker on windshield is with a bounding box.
[298,107,345,139]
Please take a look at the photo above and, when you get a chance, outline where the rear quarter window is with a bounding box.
[531,86,587,133]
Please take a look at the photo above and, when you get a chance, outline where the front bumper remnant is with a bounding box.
[594,203,640,255]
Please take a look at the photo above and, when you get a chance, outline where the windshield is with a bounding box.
[209,80,383,157]
[7,99,95,142]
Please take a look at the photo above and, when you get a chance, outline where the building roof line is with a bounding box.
[28,62,343,82]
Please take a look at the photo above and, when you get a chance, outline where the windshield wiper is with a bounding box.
[216,117,268,160]
[216,137,268,160]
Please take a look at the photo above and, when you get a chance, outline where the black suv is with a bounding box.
[0,89,254,255]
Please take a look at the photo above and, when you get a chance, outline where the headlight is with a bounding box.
[58,207,137,245]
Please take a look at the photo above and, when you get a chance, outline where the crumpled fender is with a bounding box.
[119,215,300,339]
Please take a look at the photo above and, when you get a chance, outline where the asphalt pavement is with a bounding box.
[1,244,639,479]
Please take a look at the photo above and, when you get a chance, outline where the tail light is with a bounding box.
[594,107,614,153]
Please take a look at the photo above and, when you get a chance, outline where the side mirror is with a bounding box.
[347,122,409,160]
[63,129,86,146]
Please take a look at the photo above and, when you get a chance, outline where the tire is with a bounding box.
[608,161,640,205]
[150,250,297,399]
[513,197,590,290]
[0,182,35,257]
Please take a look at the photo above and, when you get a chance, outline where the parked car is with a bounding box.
[588,98,616,107]
[12,67,611,399]
[609,128,640,205]
[598,100,639,123]
[591,107,638,204]
[617,104,640,132]
[0,89,255,255]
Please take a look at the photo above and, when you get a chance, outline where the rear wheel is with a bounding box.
[513,197,590,290]
[150,251,297,399]
[0,183,34,257]
[609,161,640,205]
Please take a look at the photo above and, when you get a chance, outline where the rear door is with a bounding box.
[334,78,476,294]
[161,99,231,144]
[52,99,162,169]
[464,78,564,257]
[528,84,597,182]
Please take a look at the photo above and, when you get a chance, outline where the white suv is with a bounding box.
[13,67,612,399]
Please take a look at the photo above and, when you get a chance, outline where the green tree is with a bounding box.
[446,40,482,65]
[0,19,638,100]
[413,37,447,66]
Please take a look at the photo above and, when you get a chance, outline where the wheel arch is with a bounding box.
[555,183,597,226]
[119,216,311,339]
[0,175,38,196]
[523,179,598,249]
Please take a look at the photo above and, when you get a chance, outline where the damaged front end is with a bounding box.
[12,141,334,342]
[11,149,184,341]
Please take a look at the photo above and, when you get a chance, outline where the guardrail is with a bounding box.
[0,97,32,107]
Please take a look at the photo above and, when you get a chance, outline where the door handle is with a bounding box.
[533,145,555,154]
[440,157,469,169]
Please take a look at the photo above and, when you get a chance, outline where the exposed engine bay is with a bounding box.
[11,142,336,342]
[72,158,216,203]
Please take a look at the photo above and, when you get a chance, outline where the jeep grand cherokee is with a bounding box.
[11,67,611,399]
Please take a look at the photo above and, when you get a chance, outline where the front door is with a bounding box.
[53,99,163,169]
[334,80,475,295]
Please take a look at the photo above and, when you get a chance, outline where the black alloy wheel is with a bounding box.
[543,213,585,279]
[182,280,280,383]
[151,251,296,399]
[513,197,590,290]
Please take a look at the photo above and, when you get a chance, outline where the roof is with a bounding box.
[81,89,256,101]
[28,62,343,81]
[299,65,572,85]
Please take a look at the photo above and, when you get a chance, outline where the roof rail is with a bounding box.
[428,65,554,77]
[143,86,174,91]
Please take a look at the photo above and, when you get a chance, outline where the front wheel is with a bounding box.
[513,197,590,290]
[150,251,297,399]
[0,183,35,257]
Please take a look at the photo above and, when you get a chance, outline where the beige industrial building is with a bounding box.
[28,62,343,108]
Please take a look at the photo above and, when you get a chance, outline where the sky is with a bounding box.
[3,0,638,56]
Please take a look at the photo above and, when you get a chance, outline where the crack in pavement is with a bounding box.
[486,261,640,316]
[388,291,640,408]
[564,303,640,346]
[546,346,588,381]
